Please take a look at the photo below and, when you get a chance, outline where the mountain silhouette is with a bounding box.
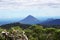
[42,19,60,25]
[20,15,40,24]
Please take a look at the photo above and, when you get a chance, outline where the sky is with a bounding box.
[0,0,60,19]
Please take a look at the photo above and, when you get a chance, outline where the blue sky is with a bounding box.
[0,0,60,19]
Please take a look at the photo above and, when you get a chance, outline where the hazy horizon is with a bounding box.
[0,0,60,19]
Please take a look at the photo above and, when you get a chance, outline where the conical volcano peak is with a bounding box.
[27,15,34,18]
[20,15,40,24]
[26,15,35,19]
[28,15,33,16]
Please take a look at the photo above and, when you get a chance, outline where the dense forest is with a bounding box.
[0,24,60,40]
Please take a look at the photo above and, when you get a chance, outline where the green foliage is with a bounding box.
[8,26,23,33]
[0,25,60,40]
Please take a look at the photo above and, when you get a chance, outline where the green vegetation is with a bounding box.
[0,25,60,40]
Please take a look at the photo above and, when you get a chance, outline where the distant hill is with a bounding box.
[0,15,60,27]
[41,19,60,25]
[20,15,40,24]
[0,18,22,25]
[0,22,31,29]
[0,17,60,29]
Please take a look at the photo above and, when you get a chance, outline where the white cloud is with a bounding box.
[0,0,60,9]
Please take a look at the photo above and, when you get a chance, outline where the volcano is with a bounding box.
[20,15,40,24]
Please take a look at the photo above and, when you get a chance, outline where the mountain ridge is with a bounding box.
[41,19,60,25]
[0,15,60,25]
